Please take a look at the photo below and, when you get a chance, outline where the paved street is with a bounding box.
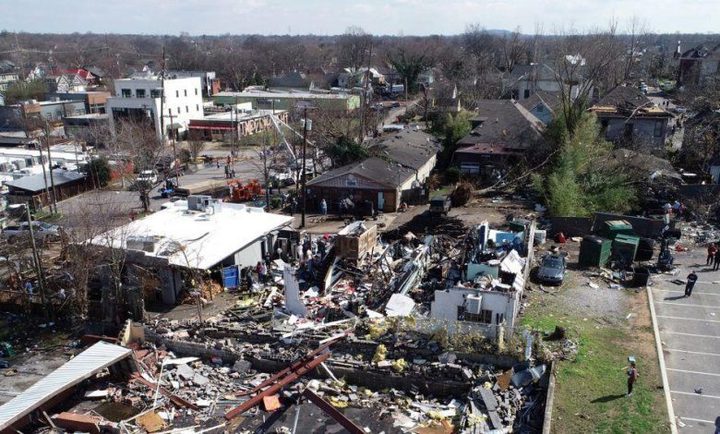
[651,247,720,432]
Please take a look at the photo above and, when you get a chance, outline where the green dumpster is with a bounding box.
[600,220,635,240]
[579,235,612,268]
[613,234,640,264]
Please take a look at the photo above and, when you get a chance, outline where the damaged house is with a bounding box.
[453,100,545,178]
[89,197,293,305]
[588,86,673,152]
[429,221,534,338]
[306,129,440,213]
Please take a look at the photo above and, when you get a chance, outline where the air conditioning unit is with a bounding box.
[466,294,482,315]
[187,194,212,211]
[127,235,155,252]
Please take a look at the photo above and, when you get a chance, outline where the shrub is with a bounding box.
[446,167,460,184]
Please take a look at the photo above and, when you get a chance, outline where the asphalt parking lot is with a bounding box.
[651,248,720,432]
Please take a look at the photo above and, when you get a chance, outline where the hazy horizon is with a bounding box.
[1,0,719,36]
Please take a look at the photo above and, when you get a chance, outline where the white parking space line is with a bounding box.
[662,331,720,339]
[654,289,720,297]
[657,315,720,324]
[655,301,720,308]
[665,348,720,357]
[667,368,720,377]
[680,416,717,424]
[672,390,720,400]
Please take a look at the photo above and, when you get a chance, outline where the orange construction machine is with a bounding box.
[227,179,264,203]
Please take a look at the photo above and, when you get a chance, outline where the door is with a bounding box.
[377,191,385,211]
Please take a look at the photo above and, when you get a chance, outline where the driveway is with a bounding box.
[651,247,720,432]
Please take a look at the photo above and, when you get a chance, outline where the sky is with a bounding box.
[0,0,719,35]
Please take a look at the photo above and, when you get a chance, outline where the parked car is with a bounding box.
[429,196,452,216]
[137,170,159,185]
[536,254,566,286]
[2,221,61,243]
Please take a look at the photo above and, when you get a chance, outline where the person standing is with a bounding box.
[707,243,718,265]
[685,271,698,297]
[626,360,639,397]
[320,198,327,215]
[714,253,720,271]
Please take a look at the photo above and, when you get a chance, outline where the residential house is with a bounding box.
[213,89,360,112]
[677,44,720,86]
[0,60,19,105]
[518,90,562,125]
[89,198,293,304]
[50,73,88,93]
[306,129,440,213]
[5,169,89,209]
[106,74,204,141]
[507,62,590,101]
[428,221,534,338]
[588,86,673,152]
[453,100,545,177]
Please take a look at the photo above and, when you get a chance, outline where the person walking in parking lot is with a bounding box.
[685,271,698,297]
[707,243,718,265]
[714,252,720,271]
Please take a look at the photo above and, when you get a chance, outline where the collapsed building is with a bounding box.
[0,216,552,434]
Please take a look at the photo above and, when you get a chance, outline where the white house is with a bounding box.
[106,75,204,141]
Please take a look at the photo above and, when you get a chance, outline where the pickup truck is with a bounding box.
[2,221,61,242]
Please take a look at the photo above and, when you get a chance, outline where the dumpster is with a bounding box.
[600,220,635,239]
[613,234,640,264]
[579,235,612,267]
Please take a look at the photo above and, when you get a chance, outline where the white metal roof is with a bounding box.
[90,201,293,270]
[0,341,132,431]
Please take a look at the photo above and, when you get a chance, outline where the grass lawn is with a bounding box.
[522,287,669,434]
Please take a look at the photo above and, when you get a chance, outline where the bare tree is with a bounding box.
[337,26,373,71]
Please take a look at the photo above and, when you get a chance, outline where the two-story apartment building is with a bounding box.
[106,75,204,141]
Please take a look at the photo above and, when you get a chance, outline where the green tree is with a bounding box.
[83,157,112,188]
[436,111,472,168]
[535,113,636,217]
[1,79,48,105]
[388,49,430,94]
[326,135,368,167]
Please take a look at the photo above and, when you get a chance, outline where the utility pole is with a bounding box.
[168,111,179,187]
[359,43,373,143]
[37,142,52,213]
[44,122,58,214]
[159,46,166,143]
[26,203,50,321]
[300,107,310,228]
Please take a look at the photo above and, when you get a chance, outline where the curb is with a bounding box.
[646,286,678,434]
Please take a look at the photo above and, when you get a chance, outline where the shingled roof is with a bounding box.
[589,86,672,118]
[457,100,545,149]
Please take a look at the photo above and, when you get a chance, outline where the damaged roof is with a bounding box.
[0,342,133,432]
[519,90,562,114]
[457,100,545,149]
[589,86,672,118]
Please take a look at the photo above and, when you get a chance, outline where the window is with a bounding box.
[196,104,200,111]
[151,89,162,98]
[175,90,179,98]
[654,120,663,137]
[184,89,187,97]
[177,107,181,115]
[624,123,634,139]
[121,88,131,98]
[523,89,530,99]
[195,88,198,96]
[536,104,544,112]
[136,89,146,98]
[185,106,189,113]
[457,307,493,323]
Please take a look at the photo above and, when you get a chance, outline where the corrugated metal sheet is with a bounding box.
[0,341,132,431]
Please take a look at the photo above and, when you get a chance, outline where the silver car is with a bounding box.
[536,254,566,286]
